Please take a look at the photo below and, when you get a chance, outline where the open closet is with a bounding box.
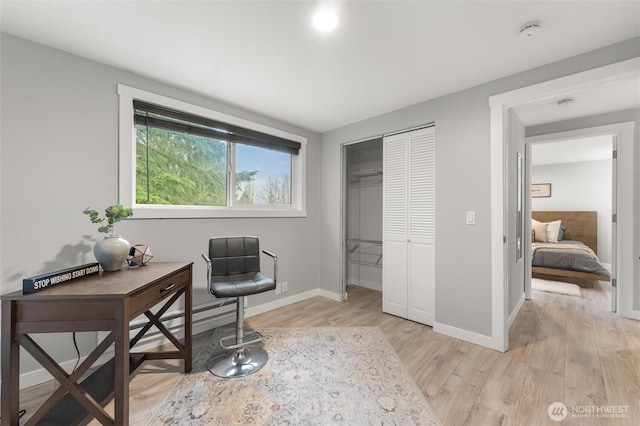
[344,138,383,292]
[342,125,435,327]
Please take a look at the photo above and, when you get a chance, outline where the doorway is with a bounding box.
[489,57,639,352]
[525,133,616,312]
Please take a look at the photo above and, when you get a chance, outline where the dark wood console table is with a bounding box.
[1,261,193,425]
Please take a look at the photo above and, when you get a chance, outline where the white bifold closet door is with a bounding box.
[382,126,435,326]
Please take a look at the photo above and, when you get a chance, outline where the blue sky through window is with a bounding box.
[235,143,292,204]
[236,144,291,178]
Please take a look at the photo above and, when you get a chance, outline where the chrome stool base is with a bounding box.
[208,346,269,378]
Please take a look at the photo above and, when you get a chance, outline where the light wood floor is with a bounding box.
[17,281,640,425]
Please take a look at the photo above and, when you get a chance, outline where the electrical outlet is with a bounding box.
[282,281,288,293]
[275,282,282,295]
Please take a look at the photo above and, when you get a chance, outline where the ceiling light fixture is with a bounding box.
[312,10,338,33]
[519,21,541,38]
[557,97,576,107]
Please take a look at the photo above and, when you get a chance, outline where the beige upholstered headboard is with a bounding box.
[532,211,598,255]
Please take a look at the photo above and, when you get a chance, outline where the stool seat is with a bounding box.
[212,272,275,297]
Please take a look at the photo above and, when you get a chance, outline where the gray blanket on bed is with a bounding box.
[532,240,610,276]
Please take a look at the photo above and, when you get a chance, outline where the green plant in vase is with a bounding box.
[83,204,134,236]
[84,204,134,271]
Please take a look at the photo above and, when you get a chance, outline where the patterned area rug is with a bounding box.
[147,326,441,425]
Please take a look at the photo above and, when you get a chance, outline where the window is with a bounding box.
[119,85,306,218]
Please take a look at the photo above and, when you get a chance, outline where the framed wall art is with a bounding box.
[531,183,551,198]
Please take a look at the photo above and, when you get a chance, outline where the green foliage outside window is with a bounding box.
[136,126,227,206]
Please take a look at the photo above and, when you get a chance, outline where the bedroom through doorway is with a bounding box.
[528,134,615,312]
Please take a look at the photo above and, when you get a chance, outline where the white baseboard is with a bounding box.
[13,289,341,390]
[317,288,343,302]
[16,302,236,390]
[17,357,86,390]
[622,309,640,321]
[508,293,526,329]
[246,288,342,318]
[433,321,503,352]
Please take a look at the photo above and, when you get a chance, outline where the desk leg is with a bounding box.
[185,280,192,373]
[1,300,19,425]
[114,301,130,426]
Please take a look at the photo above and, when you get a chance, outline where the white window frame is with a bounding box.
[118,84,307,218]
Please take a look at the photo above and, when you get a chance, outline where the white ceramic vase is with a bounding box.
[94,235,131,272]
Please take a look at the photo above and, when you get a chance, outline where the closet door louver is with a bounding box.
[408,127,435,325]
[409,128,435,243]
[382,133,409,318]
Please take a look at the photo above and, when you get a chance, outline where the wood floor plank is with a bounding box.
[429,344,498,425]
[464,402,516,426]
[513,367,564,426]
[475,356,530,418]
[529,297,567,377]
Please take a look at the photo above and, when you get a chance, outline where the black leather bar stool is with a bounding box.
[202,236,277,378]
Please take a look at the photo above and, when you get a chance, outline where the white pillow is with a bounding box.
[532,222,548,243]
[546,220,561,243]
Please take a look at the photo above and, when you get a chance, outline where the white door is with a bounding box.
[383,127,435,325]
[408,128,435,325]
[383,133,409,317]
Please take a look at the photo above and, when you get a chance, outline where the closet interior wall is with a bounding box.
[345,138,383,291]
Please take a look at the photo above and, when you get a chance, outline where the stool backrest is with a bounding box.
[208,236,261,277]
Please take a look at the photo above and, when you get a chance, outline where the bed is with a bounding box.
[531,211,610,287]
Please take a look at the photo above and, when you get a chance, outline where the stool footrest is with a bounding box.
[220,330,264,350]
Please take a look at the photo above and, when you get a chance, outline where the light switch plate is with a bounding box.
[466,211,476,225]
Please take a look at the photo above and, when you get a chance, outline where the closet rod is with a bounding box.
[384,121,435,138]
[343,135,383,146]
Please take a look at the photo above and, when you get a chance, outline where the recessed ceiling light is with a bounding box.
[312,10,338,33]
[520,21,541,38]
[557,97,576,107]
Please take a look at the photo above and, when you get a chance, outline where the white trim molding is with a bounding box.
[508,293,526,330]
[433,322,500,351]
[246,288,342,318]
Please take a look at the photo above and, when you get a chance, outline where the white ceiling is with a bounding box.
[1,1,639,133]
[514,73,640,127]
[531,135,612,166]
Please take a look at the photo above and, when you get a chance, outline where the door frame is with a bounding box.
[489,57,639,352]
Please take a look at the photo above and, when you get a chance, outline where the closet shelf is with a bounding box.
[346,239,382,247]
[347,168,383,178]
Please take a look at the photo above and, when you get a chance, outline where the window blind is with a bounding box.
[133,100,301,155]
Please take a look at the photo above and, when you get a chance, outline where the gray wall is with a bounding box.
[527,107,640,311]
[0,34,321,374]
[532,159,613,263]
[320,38,640,337]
